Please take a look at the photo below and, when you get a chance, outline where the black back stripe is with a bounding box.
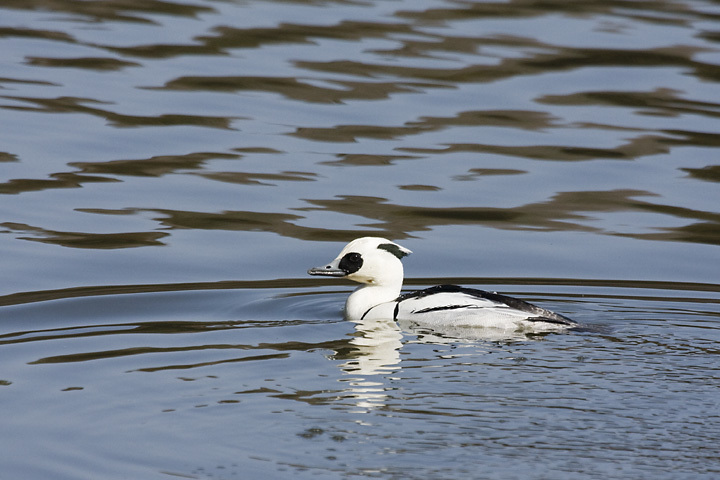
[525,316,574,325]
[414,304,476,314]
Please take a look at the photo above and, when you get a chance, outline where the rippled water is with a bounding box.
[1,0,719,478]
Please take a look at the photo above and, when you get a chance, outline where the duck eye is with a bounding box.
[339,252,363,274]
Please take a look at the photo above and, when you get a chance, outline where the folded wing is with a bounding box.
[394,285,575,328]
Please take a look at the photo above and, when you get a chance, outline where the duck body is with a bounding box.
[308,237,576,332]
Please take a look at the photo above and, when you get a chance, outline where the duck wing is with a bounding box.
[394,285,575,327]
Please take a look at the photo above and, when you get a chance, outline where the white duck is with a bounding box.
[308,237,576,331]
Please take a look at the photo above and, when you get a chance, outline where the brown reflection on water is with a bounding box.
[297,190,720,245]
[150,209,308,237]
[26,56,140,71]
[682,165,720,183]
[453,168,526,181]
[115,21,417,59]
[401,135,670,161]
[539,87,720,120]
[0,25,75,43]
[0,152,240,195]
[2,95,237,129]
[157,74,437,103]
[293,109,557,142]
[1,0,214,23]
[0,172,118,194]
[2,186,718,248]
[297,41,718,84]
[197,170,317,186]
[413,110,558,131]
[1,222,168,248]
[320,154,420,167]
[394,0,698,24]
[140,208,362,244]
[72,152,240,177]
[631,222,720,246]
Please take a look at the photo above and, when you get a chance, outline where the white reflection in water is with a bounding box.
[338,318,402,410]
[398,320,546,344]
[337,315,556,410]
[343,318,403,376]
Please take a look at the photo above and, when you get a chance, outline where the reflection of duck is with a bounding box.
[338,317,403,379]
[308,237,576,333]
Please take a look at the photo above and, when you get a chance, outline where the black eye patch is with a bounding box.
[338,252,363,274]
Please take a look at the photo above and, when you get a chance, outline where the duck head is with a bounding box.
[308,237,412,287]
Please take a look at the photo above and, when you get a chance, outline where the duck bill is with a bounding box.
[307,261,347,277]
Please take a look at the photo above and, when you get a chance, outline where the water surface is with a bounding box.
[1,0,719,478]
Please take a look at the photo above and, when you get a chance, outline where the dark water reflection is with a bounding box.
[1,0,720,478]
[3,186,718,245]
